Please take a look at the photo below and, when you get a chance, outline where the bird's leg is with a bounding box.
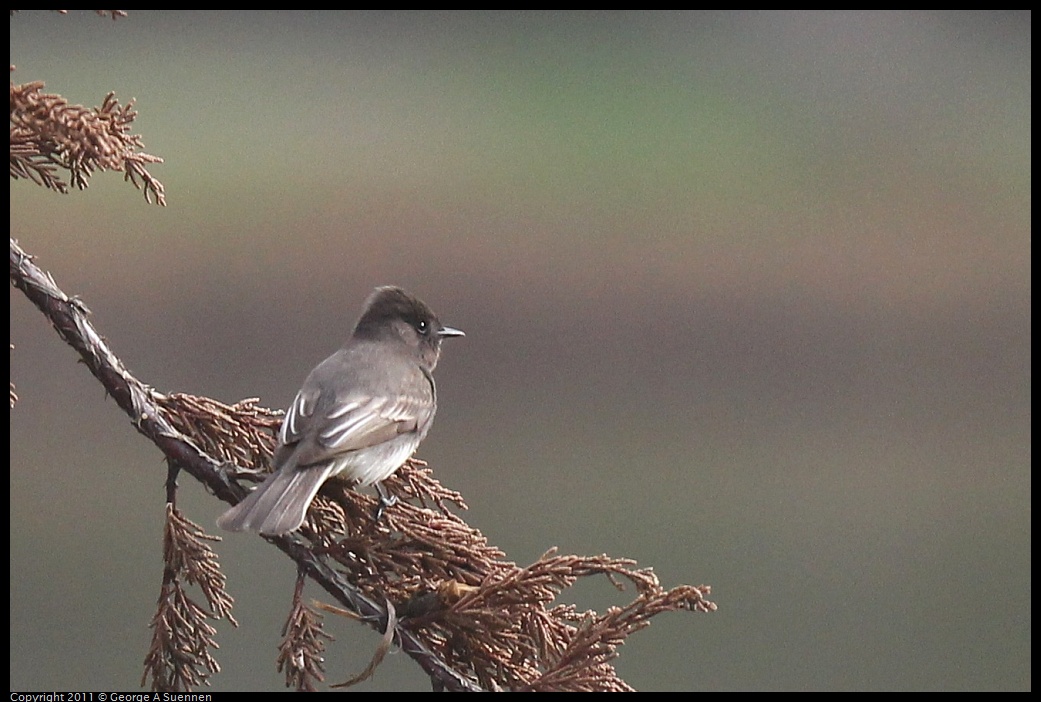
[373,481,399,522]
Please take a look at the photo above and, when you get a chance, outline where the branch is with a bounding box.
[9,76,166,205]
[10,237,716,691]
[10,237,481,691]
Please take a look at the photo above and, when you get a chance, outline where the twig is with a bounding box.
[9,237,484,692]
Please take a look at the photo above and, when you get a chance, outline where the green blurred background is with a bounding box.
[9,11,1030,691]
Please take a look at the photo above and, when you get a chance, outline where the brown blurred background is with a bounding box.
[10,11,1030,691]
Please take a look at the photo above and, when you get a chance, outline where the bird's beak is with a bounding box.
[439,326,465,338]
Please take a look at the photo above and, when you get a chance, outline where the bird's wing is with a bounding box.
[278,387,434,468]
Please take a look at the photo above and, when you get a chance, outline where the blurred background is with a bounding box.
[9,11,1030,691]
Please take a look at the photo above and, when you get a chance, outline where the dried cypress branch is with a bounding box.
[142,504,235,692]
[11,238,717,691]
[9,78,166,204]
[9,238,484,692]
[278,573,334,692]
[157,393,282,473]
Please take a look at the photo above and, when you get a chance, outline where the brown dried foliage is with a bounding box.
[220,448,717,691]
[157,393,283,473]
[278,575,334,692]
[142,505,237,692]
[10,11,716,688]
[138,378,718,691]
[11,238,717,690]
[10,73,166,204]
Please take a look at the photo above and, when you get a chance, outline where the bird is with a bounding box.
[217,286,463,535]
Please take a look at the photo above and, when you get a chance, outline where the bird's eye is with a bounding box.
[417,320,429,334]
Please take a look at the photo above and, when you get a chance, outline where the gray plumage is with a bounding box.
[217,286,462,535]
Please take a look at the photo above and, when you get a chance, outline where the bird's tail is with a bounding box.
[216,463,333,535]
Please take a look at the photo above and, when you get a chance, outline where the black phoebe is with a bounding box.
[217,286,463,535]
